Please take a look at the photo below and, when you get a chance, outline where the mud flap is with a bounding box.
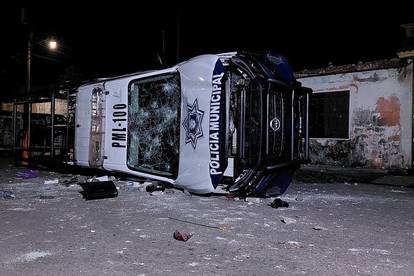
[79,181,118,200]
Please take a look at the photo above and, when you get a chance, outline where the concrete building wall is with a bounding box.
[298,63,413,169]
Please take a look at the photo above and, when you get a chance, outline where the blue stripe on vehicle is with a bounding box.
[209,59,226,189]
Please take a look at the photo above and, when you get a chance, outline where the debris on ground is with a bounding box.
[312,225,328,231]
[115,180,141,191]
[0,191,15,199]
[145,182,165,193]
[78,181,118,200]
[113,179,169,193]
[269,198,289,208]
[173,230,193,242]
[61,176,79,187]
[44,179,59,185]
[93,175,109,182]
[295,193,303,201]
[131,182,141,189]
[149,191,164,196]
[284,241,304,249]
[280,216,297,224]
[226,193,237,200]
[88,175,116,182]
[391,189,406,193]
[245,197,261,203]
[139,181,152,190]
[226,193,240,201]
[39,195,55,200]
[183,189,192,197]
[15,170,38,179]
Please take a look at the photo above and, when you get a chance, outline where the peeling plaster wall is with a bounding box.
[299,63,413,169]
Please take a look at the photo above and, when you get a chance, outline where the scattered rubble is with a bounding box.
[39,195,55,200]
[280,216,297,224]
[44,179,59,185]
[146,182,165,193]
[15,170,38,179]
[88,175,116,182]
[115,180,142,191]
[391,189,406,193]
[149,191,164,196]
[16,251,52,262]
[183,189,192,197]
[131,182,141,189]
[312,225,328,231]
[245,197,261,203]
[225,193,237,200]
[60,176,79,187]
[0,191,15,199]
[295,193,303,201]
[285,241,304,249]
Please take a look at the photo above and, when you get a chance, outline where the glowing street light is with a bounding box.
[27,37,59,94]
[48,39,58,50]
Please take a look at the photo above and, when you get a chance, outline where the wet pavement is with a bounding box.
[1,162,414,275]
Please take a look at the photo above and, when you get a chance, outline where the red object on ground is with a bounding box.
[173,230,193,242]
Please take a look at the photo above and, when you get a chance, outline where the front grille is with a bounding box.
[267,92,284,156]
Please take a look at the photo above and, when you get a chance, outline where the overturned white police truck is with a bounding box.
[73,52,311,197]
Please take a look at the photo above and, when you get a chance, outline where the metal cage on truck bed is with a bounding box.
[12,87,77,166]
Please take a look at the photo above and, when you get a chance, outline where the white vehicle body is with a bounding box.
[75,52,311,196]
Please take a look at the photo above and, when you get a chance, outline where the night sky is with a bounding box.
[1,4,413,95]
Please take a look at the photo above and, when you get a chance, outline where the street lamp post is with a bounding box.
[23,34,59,163]
[26,35,58,95]
[26,32,31,95]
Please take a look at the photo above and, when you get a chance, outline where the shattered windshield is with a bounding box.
[127,73,181,177]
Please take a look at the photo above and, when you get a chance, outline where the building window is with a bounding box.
[309,90,349,139]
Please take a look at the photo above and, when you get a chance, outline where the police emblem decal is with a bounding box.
[183,98,204,149]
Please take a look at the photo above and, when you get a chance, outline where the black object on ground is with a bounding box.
[146,182,165,193]
[173,230,193,242]
[269,198,289,208]
[39,195,55,199]
[61,176,79,187]
[78,181,118,200]
[312,225,328,231]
